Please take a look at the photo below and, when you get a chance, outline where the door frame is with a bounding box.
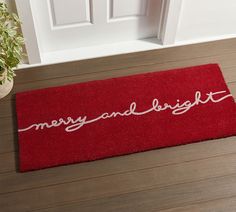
[16,0,183,66]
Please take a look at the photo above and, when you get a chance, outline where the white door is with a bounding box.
[29,0,162,52]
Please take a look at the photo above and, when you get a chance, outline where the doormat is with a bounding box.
[16,64,236,172]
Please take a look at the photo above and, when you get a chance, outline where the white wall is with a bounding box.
[176,0,236,42]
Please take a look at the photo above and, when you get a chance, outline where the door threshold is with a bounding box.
[17,34,236,70]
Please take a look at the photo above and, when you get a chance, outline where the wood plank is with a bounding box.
[229,82,236,99]
[0,133,17,154]
[0,136,234,191]
[0,116,17,136]
[0,100,15,118]
[1,51,236,103]
[223,66,236,83]
[159,196,236,212]
[12,52,236,91]
[14,38,236,85]
[31,174,236,212]
[0,152,16,174]
[2,169,236,211]
[1,139,236,210]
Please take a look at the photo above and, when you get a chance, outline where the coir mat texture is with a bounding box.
[16,64,236,172]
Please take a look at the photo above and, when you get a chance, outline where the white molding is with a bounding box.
[158,0,183,45]
[15,0,42,64]
[48,0,93,29]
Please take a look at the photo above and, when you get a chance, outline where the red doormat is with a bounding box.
[16,64,236,172]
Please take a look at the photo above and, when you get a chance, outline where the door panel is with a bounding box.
[111,0,147,18]
[51,0,92,26]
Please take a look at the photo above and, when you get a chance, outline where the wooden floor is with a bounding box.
[0,38,236,212]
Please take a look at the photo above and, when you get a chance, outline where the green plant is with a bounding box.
[0,2,24,85]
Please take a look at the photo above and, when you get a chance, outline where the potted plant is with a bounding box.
[0,3,24,99]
